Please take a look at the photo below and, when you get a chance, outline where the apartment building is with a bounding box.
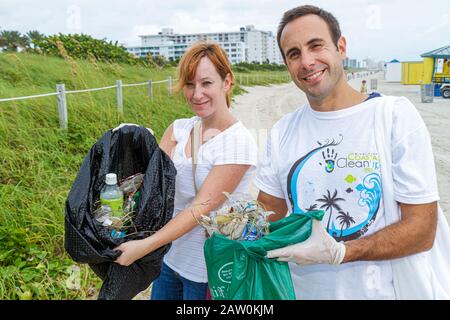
[127,25,283,64]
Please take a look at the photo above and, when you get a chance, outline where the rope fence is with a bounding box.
[65,85,117,94]
[0,73,292,129]
[0,77,176,129]
[0,92,59,102]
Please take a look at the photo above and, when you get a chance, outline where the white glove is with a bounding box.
[267,218,346,265]
[112,123,154,135]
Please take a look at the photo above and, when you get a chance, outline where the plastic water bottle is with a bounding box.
[100,173,123,218]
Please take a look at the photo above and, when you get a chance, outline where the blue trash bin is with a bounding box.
[434,84,442,97]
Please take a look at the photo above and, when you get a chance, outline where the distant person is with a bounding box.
[256,5,450,299]
[360,79,368,93]
[113,42,258,300]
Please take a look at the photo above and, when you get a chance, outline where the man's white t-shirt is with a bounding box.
[254,94,440,299]
[164,116,258,283]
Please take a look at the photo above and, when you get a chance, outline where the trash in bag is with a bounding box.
[198,193,272,241]
[93,172,145,234]
[204,209,325,300]
[64,125,177,300]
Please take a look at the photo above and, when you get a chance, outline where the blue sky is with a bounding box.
[1,0,449,62]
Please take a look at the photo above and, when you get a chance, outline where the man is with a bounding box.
[255,5,450,299]
[360,80,368,93]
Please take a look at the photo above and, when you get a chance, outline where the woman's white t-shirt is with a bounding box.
[163,116,258,283]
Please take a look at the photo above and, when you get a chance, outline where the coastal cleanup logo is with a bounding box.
[287,135,383,242]
[320,147,338,173]
[317,135,342,173]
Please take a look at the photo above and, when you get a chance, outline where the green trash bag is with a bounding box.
[204,210,324,300]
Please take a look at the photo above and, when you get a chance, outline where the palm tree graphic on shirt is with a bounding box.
[316,189,345,236]
[336,210,356,241]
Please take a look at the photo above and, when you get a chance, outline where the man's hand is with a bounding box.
[267,218,346,265]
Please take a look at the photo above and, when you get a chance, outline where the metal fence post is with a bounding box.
[168,76,172,96]
[116,80,123,113]
[56,84,68,129]
[148,80,153,100]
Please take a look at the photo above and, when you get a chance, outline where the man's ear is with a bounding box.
[337,36,347,59]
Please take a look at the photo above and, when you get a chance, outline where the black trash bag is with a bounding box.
[64,125,176,300]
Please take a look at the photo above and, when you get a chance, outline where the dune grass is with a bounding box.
[0,52,290,299]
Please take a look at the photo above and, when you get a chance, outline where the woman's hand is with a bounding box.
[112,164,253,267]
[114,239,149,266]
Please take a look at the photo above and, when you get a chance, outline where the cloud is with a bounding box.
[1,0,449,61]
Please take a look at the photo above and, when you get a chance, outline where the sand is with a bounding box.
[231,72,450,220]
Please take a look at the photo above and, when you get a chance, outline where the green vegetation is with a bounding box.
[0,52,185,300]
[234,71,291,92]
[0,52,289,299]
[233,62,287,73]
[33,33,138,65]
[1,30,290,71]
[1,30,169,68]
[0,30,40,52]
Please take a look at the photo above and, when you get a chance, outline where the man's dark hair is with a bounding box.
[277,5,342,61]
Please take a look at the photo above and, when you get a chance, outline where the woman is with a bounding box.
[114,41,258,300]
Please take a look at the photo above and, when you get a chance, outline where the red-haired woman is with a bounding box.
[114,42,258,300]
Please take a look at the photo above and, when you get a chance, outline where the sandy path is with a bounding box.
[231,72,450,220]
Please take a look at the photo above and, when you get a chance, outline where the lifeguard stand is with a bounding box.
[421,45,450,97]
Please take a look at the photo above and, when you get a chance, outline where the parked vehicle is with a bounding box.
[441,84,450,99]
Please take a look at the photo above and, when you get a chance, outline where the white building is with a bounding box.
[127,25,283,65]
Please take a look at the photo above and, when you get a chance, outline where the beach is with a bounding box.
[231,72,450,220]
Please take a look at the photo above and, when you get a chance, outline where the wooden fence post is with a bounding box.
[116,80,123,113]
[168,76,172,96]
[56,84,68,129]
[148,80,153,100]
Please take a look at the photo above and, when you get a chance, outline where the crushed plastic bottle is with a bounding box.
[93,205,114,226]
[119,173,144,195]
